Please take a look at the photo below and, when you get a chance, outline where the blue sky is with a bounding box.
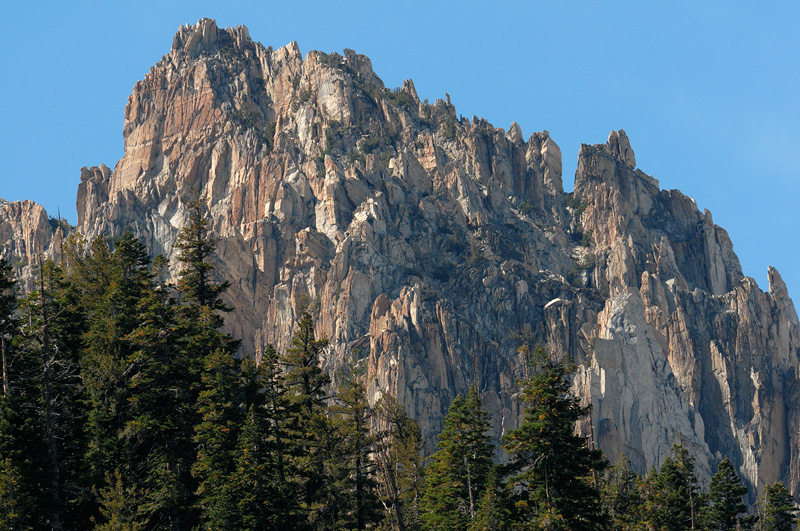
[1,1,798,302]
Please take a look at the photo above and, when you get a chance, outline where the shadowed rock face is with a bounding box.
[3,18,799,499]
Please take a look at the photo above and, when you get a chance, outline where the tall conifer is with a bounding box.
[421,386,494,531]
[502,346,606,530]
[702,456,747,531]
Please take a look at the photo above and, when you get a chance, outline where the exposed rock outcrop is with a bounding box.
[5,18,799,499]
[0,198,65,290]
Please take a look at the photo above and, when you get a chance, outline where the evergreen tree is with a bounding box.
[759,482,797,531]
[0,261,49,528]
[502,345,606,530]
[702,456,748,531]
[192,348,245,529]
[281,308,330,525]
[0,257,16,397]
[124,256,200,529]
[124,200,237,529]
[0,456,34,530]
[375,395,423,531]
[228,347,298,529]
[92,469,146,531]
[15,259,89,529]
[421,386,494,531]
[470,466,511,531]
[643,444,703,531]
[174,195,231,312]
[329,364,381,530]
[67,233,153,500]
[601,453,643,530]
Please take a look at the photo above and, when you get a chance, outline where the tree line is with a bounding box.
[0,200,796,530]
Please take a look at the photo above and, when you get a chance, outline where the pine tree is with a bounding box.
[228,347,298,529]
[124,199,237,529]
[67,233,153,498]
[470,466,511,531]
[0,261,49,529]
[124,256,200,529]
[702,456,747,531]
[174,195,231,312]
[643,444,703,531]
[421,386,494,531]
[329,364,381,530]
[192,348,245,529]
[0,457,34,530]
[15,259,89,529]
[759,482,797,531]
[601,453,643,530]
[0,257,16,397]
[502,345,606,530]
[375,394,424,531]
[281,308,330,525]
[92,469,146,531]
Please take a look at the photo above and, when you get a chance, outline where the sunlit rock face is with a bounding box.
[5,18,799,500]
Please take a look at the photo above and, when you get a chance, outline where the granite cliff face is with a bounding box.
[3,19,799,498]
[0,198,65,290]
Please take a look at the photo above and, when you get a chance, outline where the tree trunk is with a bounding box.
[1,332,8,397]
[39,263,62,530]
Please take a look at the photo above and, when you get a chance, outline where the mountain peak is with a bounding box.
[3,22,799,499]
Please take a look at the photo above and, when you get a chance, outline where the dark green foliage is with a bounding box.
[123,267,201,528]
[227,349,297,528]
[518,200,535,217]
[175,195,231,313]
[0,258,59,529]
[192,348,245,528]
[502,345,607,530]
[564,193,587,216]
[384,86,416,109]
[329,366,382,530]
[421,386,494,530]
[0,257,15,398]
[642,444,702,531]
[580,229,593,247]
[126,202,238,529]
[375,394,424,531]
[440,116,457,140]
[67,233,153,499]
[16,259,90,529]
[2,228,797,531]
[702,456,748,531]
[259,120,277,152]
[600,453,643,530]
[470,466,510,531]
[281,309,332,527]
[0,456,36,530]
[760,482,798,531]
[92,470,147,531]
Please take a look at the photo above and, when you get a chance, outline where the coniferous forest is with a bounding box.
[0,201,797,530]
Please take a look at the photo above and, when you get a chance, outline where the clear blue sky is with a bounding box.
[1,1,798,302]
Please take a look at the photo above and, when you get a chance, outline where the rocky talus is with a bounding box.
[2,18,798,498]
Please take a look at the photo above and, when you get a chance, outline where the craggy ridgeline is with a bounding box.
[1,18,798,498]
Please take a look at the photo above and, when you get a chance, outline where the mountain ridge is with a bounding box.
[1,18,798,499]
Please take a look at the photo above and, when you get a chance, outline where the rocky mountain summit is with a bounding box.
[2,18,798,498]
